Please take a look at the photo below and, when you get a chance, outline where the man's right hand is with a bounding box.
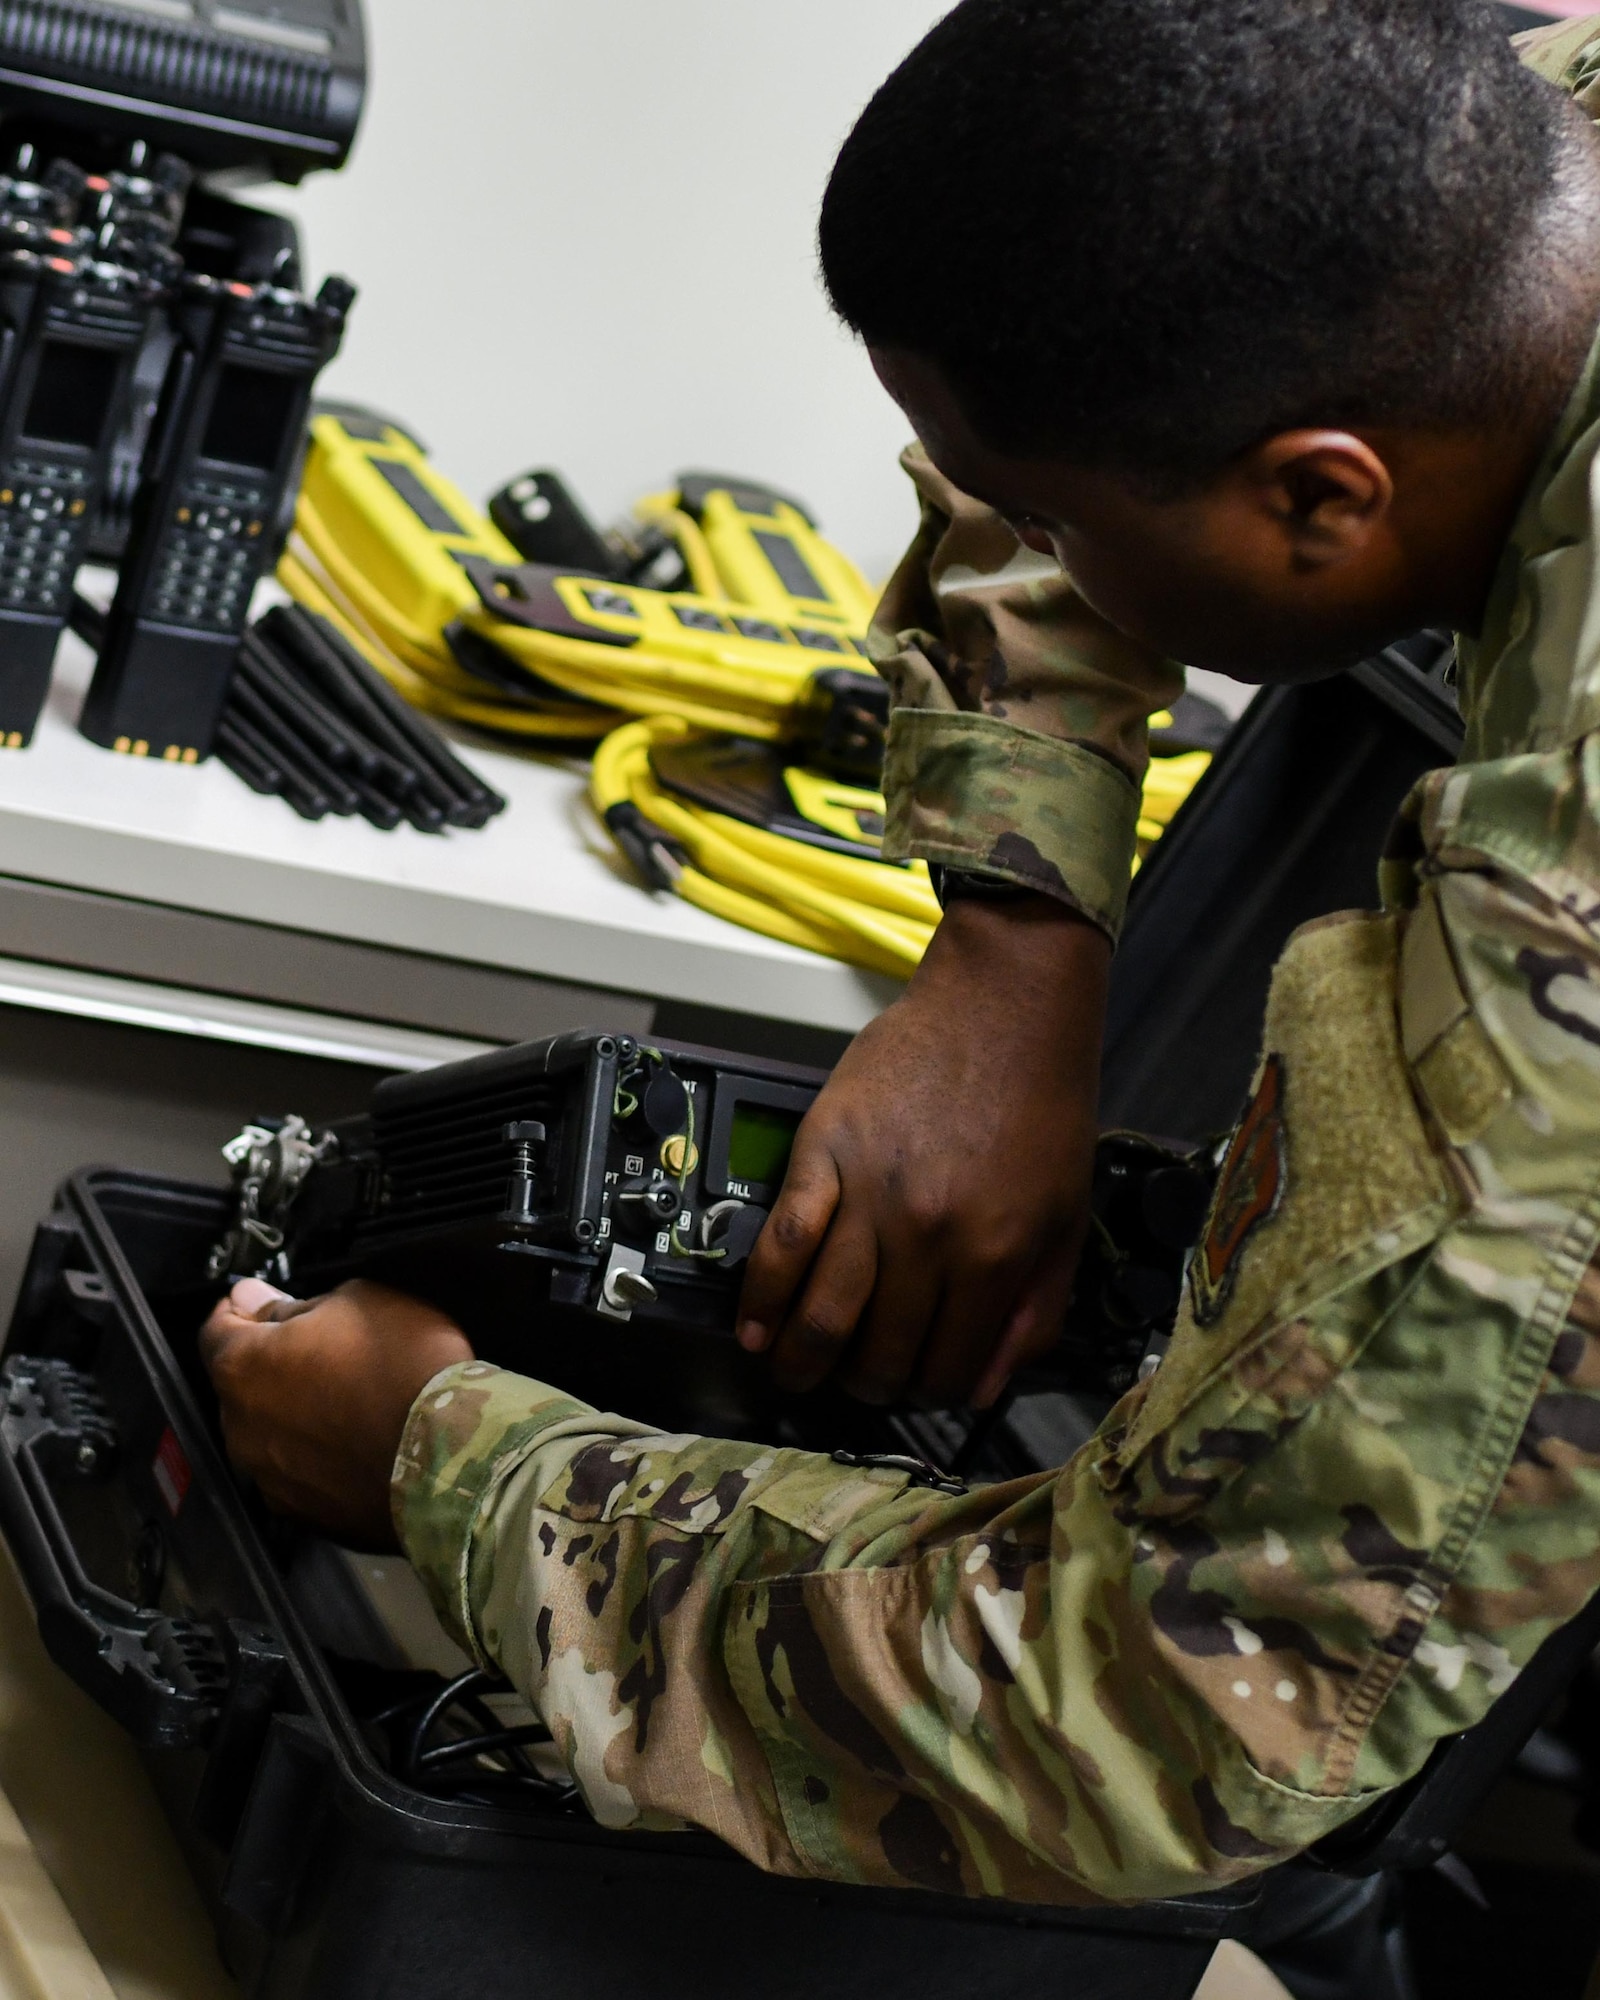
[736,892,1110,1408]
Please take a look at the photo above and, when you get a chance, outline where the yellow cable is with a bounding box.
[593,718,936,976]
[630,497,725,600]
[295,490,450,662]
[280,543,622,740]
[592,723,903,967]
[298,482,802,730]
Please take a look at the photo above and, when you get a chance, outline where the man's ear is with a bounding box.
[1244,430,1395,566]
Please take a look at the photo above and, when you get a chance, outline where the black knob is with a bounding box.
[1141,1165,1213,1251]
[152,152,191,196]
[616,1178,681,1233]
[702,1201,769,1267]
[1105,1263,1181,1328]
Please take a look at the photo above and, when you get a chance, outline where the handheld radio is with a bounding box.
[0,240,169,745]
[0,145,84,230]
[80,268,354,762]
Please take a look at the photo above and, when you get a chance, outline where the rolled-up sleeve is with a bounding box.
[870,444,1184,940]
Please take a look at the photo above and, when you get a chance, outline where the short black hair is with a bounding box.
[820,0,1580,479]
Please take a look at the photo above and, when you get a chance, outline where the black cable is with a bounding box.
[951,1388,1020,1478]
[399,1666,536,1785]
[369,1665,578,1809]
[402,1666,494,1783]
[366,1685,439,1730]
[417,1723,552,1771]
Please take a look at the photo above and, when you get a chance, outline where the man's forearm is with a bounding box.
[391,1360,1370,1904]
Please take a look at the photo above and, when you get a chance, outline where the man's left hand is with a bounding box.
[200,1277,473,1549]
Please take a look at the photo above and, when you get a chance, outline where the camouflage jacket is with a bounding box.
[393,18,1600,1907]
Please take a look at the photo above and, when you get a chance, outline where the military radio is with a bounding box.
[0,0,366,188]
[209,1029,1216,1418]
[79,267,354,761]
[0,222,174,744]
[211,1033,819,1337]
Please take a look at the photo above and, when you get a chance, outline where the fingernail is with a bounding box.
[736,1320,768,1353]
[232,1277,292,1317]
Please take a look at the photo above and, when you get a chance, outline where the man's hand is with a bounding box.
[737,893,1109,1407]
[200,1278,473,1548]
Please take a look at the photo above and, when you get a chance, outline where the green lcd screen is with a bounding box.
[725,1101,800,1188]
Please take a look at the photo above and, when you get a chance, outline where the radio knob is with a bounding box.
[616,1177,681,1232]
[699,1200,768,1267]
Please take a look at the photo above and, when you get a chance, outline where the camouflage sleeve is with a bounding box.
[870,443,1184,941]
[391,732,1600,1906]
[1513,13,1600,93]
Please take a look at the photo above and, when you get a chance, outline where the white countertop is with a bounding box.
[0,630,902,1036]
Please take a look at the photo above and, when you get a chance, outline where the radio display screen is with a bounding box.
[201,365,300,471]
[23,342,121,449]
[725,1101,800,1189]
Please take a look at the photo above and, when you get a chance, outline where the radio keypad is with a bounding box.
[0,458,90,612]
[150,476,265,631]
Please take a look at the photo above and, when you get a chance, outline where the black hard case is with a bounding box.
[0,644,1534,2000]
[3,1168,1244,2000]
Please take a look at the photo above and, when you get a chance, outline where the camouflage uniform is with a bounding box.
[392,16,1600,1908]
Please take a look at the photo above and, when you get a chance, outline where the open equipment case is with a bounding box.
[7,636,1599,2000]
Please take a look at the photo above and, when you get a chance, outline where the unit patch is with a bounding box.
[1189,1053,1288,1327]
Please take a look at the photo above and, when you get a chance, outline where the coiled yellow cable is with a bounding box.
[278,416,1214,975]
[592,718,940,980]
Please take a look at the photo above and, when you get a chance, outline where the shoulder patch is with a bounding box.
[1190,1054,1287,1327]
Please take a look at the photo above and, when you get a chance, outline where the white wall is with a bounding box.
[279,0,950,585]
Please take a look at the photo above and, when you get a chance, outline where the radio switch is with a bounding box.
[699,1200,769,1267]
[616,1176,681,1233]
[596,1245,656,1320]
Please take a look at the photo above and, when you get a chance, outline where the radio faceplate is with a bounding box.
[209,1029,1216,1422]
[213,1032,825,1337]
